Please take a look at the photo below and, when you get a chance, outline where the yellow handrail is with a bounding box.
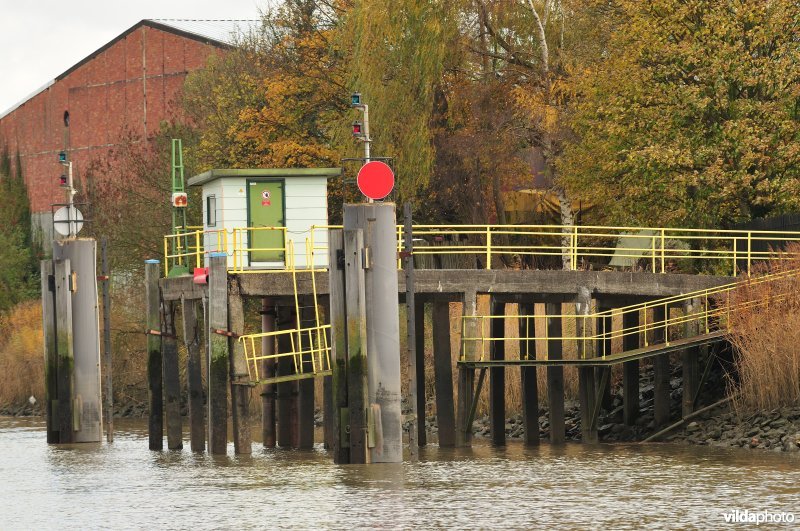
[162,223,800,277]
[461,267,800,362]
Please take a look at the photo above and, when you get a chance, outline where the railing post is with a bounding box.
[572,225,578,270]
[485,226,492,270]
[747,231,752,276]
[660,229,666,273]
[195,231,201,269]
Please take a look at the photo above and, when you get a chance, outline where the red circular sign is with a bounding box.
[357,161,395,200]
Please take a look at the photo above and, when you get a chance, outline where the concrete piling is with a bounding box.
[162,300,183,450]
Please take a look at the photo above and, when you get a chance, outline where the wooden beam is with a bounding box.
[328,230,349,463]
[297,305,316,450]
[455,290,477,447]
[489,297,506,446]
[622,309,640,426]
[41,260,58,444]
[519,302,539,446]
[207,254,229,455]
[546,302,565,444]
[181,296,205,452]
[403,202,419,459]
[344,229,369,464]
[432,300,455,447]
[414,298,427,446]
[682,298,701,417]
[145,260,162,451]
[228,290,252,454]
[652,305,671,428]
[162,299,183,450]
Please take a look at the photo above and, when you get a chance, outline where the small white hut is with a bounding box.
[188,168,340,269]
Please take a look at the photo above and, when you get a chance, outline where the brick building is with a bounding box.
[0,19,252,243]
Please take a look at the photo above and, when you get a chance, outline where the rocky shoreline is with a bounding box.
[5,381,800,453]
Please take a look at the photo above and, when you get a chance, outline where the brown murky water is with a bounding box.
[1,416,798,529]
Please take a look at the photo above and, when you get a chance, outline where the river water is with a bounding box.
[1,416,798,529]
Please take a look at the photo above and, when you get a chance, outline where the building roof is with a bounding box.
[188,168,343,187]
[147,19,260,46]
[0,19,259,119]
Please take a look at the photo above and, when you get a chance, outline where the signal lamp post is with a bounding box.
[351,92,373,202]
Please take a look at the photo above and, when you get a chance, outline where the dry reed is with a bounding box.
[725,246,800,412]
[0,301,44,408]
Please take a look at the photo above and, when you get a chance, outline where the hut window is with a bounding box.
[207,195,216,227]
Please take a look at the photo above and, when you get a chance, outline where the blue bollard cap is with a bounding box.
[145,259,160,264]
[210,252,227,258]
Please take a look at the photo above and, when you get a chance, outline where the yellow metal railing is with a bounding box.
[239,324,332,385]
[461,267,800,363]
[235,238,332,385]
[163,223,800,277]
[412,225,800,275]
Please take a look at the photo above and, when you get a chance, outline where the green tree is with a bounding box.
[559,0,800,228]
[0,147,38,311]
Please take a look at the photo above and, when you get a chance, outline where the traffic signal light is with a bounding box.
[59,174,68,187]
[352,121,363,136]
[58,151,67,163]
[351,92,361,106]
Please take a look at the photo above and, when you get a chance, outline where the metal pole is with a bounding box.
[101,237,113,443]
[362,104,373,204]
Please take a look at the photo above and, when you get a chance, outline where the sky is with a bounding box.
[0,0,269,113]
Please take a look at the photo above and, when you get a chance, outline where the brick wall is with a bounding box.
[0,22,223,219]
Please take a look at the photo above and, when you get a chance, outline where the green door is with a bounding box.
[248,179,285,262]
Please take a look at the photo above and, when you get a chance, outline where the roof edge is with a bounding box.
[1,19,236,118]
[188,168,343,187]
[56,19,234,82]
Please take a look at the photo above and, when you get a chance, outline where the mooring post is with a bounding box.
[297,304,316,450]
[260,297,277,447]
[622,308,640,426]
[489,297,506,446]
[682,298,700,417]
[652,305,671,428]
[53,239,103,443]
[432,300,456,447]
[41,260,59,444]
[328,230,350,463]
[546,301,566,444]
[344,203,403,463]
[162,299,183,450]
[343,228,369,464]
[456,289,477,447]
[181,296,205,452]
[145,259,162,450]
[414,297,427,446]
[228,289,252,454]
[207,253,229,455]
[519,301,539,446]
[576,288,596,443]
[100,238,113,443]
[403,202,419,459]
